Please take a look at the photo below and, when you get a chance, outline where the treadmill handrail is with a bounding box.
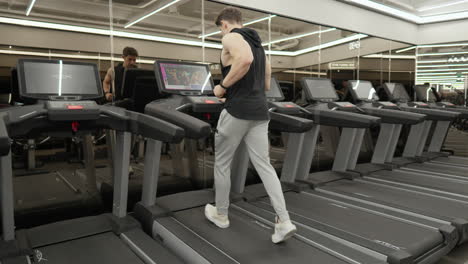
[431,105,468,119]
[0,113,10,156]
[304,107,381,128]
[400,106,460,121]
[2,103,185,144]
[101,106,185,143]
[145,101,212,139]
[362,108,426,125]
[268,108,314,133]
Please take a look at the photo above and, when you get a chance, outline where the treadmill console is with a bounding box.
[372,101,399,109]
[407,102,430,108]
[436,102,455,108]
[185,96,223,113]
[328,102,357,111]
[46,101,100,121]
[269,101,302,115]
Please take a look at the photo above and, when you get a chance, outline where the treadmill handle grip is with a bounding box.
[401,107,460,121]
[269,111,314,133]
[145,103,211,139]
[100,106,185,143]
[0,114,10,156]
[305,108,381,128]
[362,108,426,125]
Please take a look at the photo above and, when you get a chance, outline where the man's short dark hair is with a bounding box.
[123,47,138,57]
[215,7,242,26]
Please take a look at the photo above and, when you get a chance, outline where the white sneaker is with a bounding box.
[272,218,297,244]
[205,204,230,228]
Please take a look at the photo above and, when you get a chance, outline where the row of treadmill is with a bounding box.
[0,58,467,264]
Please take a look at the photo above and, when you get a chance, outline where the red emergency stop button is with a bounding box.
[285,104,295,108]
[205,100,216,104]
[67,105,83,110]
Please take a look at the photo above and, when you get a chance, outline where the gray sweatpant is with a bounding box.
[214,109,290,222]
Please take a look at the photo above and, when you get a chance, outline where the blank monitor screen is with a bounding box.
[385,83,411,101]
[18,59,101,100]
[303,78,338,100]
[265,77,284,100]
[349,80,379,101]
[157,61,213,93]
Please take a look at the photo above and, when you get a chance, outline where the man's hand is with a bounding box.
[214,85,226,98]
[105,93,114,101]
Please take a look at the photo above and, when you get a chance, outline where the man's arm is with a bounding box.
[220,33,253,88]
[103,68,113,101]
[265,56,271,91]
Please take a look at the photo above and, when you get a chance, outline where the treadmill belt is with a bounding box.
[254,191,443,258]
[404,163,468,177]
[36,232,144,264]
[171,206,351,264]
[371,170,468,195]
[321,180,468,221]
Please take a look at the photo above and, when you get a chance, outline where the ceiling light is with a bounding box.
[418,68,468,72]
[417,0,468,12]
[345,0,468,24]
[418,63,468,68]
[417,51,468,56]
[293,34,368,56]
[396,46,416,53]
[283,70,327,75]
[124,0,183,28]
[199,15,276,39]
[420,11,468,23]
[363,54,416,59]
[417,60,448,64]
[417,73,457,76]
[344,0,420,23]
[262,28,336,46]
[0,49,155,64]
[26,0,37,16]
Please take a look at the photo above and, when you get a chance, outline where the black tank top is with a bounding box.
[221,28,269,120]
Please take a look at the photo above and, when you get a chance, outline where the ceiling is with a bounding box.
[0,0,356,52]
[372,0,468,16]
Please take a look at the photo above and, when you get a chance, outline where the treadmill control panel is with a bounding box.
[407,102,429,108]
[46,101,100,121]
[372,101,399,109]
[328,102,357,111]
[436,102,455,108]
[185,96,224,113]
[269,101,302,115]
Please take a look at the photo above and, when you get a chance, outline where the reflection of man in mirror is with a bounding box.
[103,47,139,101]
[336,80,349,100]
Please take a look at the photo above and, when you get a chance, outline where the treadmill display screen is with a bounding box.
[385,83,411,101]
[303,78,339,100]
[156,61,213,94]
[414,85,436,102]
[350,80,379,101]
[265,77,284,100]
[18,59,102,100]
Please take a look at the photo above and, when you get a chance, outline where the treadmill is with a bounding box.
[341,80,468,201]
[294,77,468,244]
[134,60,391,264]
[0,59,184,264]
[75,68,193,210]
[235,78,458,264]
[412,84,468,168]
[379,83,466,177]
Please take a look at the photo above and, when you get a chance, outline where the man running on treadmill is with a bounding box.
[103,47,138,102]
[205,7,297,244]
